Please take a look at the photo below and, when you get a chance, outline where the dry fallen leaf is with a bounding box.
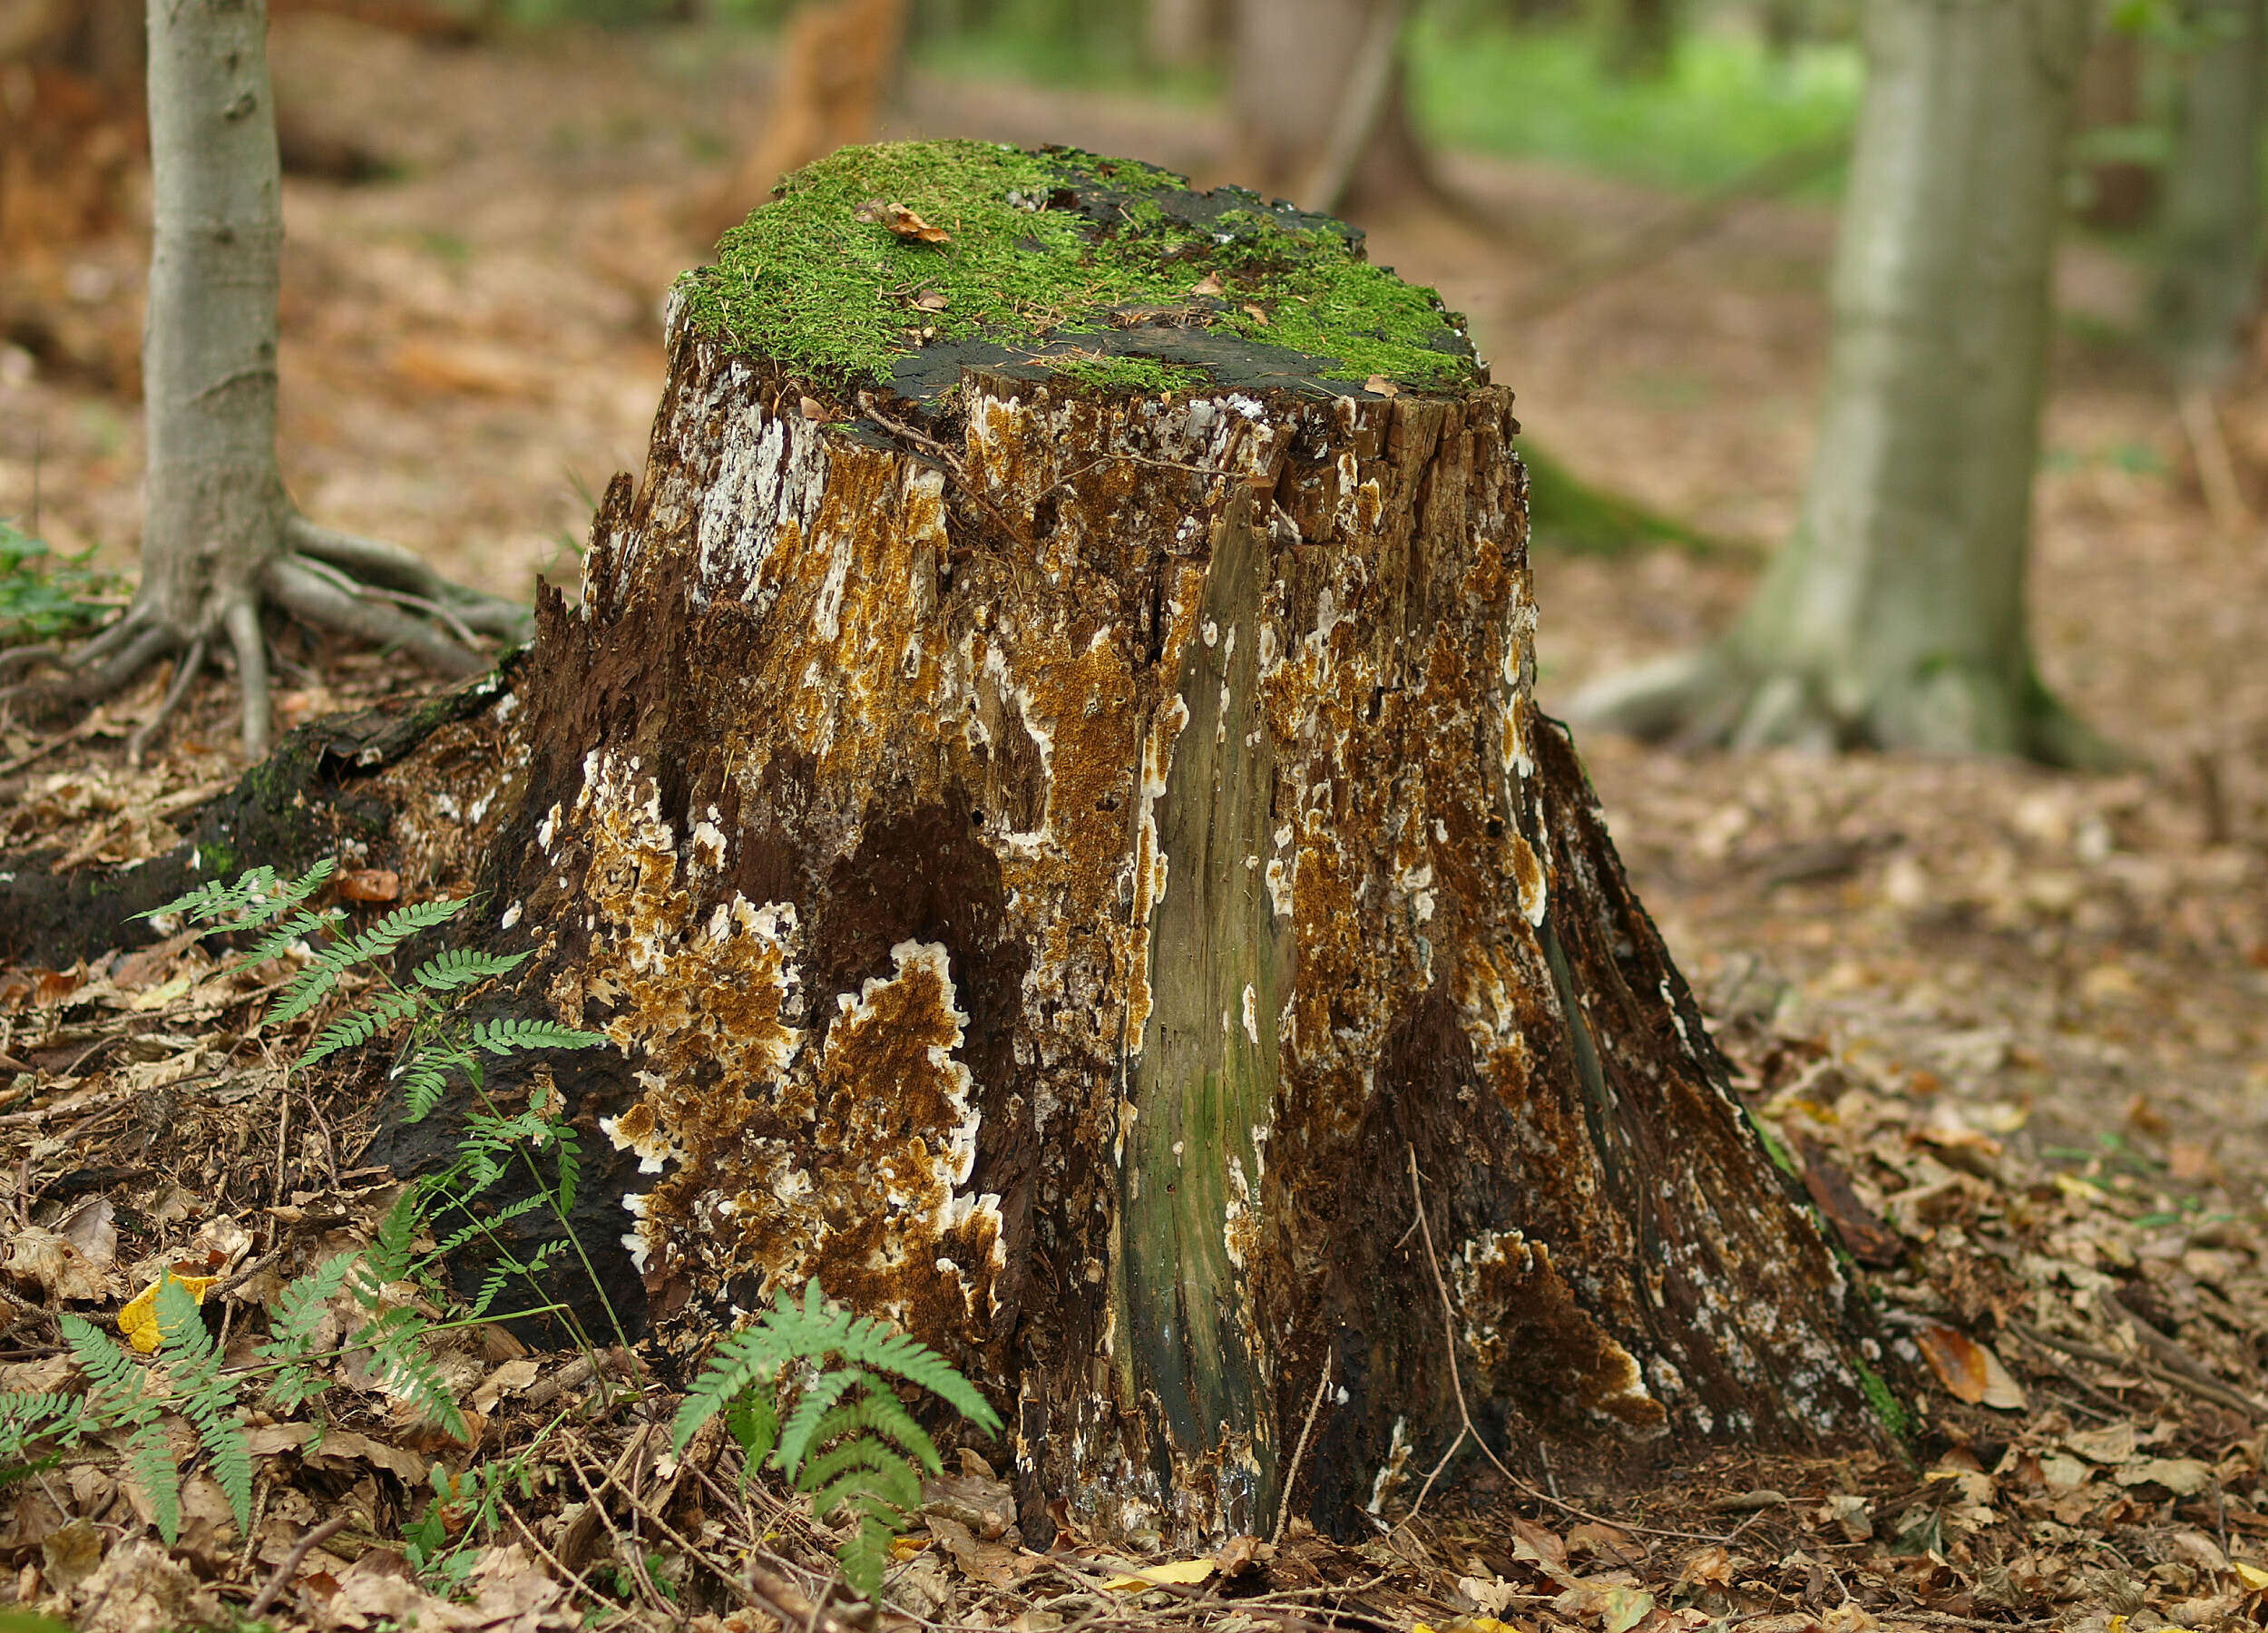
[1241,302,1270,326]
[1364,374,1399,396]
[337,867,400,903]
[1102,1558,1216,1592]
[116,1270,218,1354]
[854,199,949,242]
[911,288,950,312]
[1915,1322,2027,1410]
[1191,271,1226,297]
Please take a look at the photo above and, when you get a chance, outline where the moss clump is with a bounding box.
[1043,357,1207,393]
[1853,1359,1911,1440]
[674,141,1479,394]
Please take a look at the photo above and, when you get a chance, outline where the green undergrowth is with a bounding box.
[1411,17,1861,194]
[0,519,126,646]
[677,139,1479,391]
[1520,443,1726,556]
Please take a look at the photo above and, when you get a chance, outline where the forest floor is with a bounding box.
[1,17,2267,1633]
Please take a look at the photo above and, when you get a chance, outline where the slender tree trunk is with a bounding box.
[1229,0,1432,215]
[1145,0,1223,67]
[0,0,522,758]
[385,143,1893,1549]
[1572,0,2109,766]
[141,0,289,698]
[2154,0,2265,385]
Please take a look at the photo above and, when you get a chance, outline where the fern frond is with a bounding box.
[259,1252,357,1364]
[670,1325,792,1454]
[797,1436,920,1514]
[411,948,530,991]
[395,1060,451,1122]
[724,1387,780,1470]
[774,1367,866,1479]
[469,1018,609,1056]
[355,1306,467,1442]
[126,1415,181,1546]
[834,1511,897,1601]
[299,990,425,1066]
[143,858,335,930]
[240,907,344,968]
[550,1122,582,1214]
[263,958,348,1029]
[339,897,467,963]
[61,1314,180,1544]
[362,1187,426,1291]
[785,1284,1002,1436]
[155,1278,251,1531]
[803,1389,942,1478]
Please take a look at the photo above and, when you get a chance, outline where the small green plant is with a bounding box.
[0,860,616,1553]
[0,519,126,645]
[671,1282,1003,1599]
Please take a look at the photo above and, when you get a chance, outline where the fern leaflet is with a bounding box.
[469,1018,608,1055]
[62,1314,179,1546]
[299,989,424,1065]
[155,1277,253,1531]
[411,947,530,991]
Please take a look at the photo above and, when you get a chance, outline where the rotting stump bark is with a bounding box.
[374,143,1893,1550]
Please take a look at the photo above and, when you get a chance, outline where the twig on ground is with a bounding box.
[2007,1318,2262,1420]
[243,1511,351,1619]
[1273,1347,1334,1545]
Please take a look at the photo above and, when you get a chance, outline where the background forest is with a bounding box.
[3,0,2268,1629]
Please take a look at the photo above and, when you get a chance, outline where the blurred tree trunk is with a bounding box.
[692,0,910,243]
[1597,0,1676,78]
[1146,0,1223,67]
[2154,0,2265,385]
[1573,0,2111,765]
[1230,0,1432,214]
[2072,30,2158,230]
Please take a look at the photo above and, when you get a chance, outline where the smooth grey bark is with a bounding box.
[0,0,523,761]
[2154,0,2265,385]
[1571,0,2112,766]
[1229,0,1433,214]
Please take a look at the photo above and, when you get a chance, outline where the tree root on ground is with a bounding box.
[1564,643,2126,770]
[0,513,531,762]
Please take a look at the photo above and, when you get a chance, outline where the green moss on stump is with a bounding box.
[674,141,1481,396]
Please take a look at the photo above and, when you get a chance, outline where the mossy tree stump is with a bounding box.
[447,142,1888,1545]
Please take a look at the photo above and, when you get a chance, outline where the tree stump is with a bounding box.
[434,142,1890,1546]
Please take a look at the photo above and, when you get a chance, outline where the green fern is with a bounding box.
[413,947,531,990]
[258,1251,360,1411]
[470,1017,606,1055]
[63,1314,179,1546]
[671,1282,1001,1599]
[142,857,337,931]
[155,1278,253,1532]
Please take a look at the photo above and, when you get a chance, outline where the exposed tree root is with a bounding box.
[1566,643,2127,770]
[0,513,530,762]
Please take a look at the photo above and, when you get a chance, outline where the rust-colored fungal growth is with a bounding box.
[430,141,1891,1550]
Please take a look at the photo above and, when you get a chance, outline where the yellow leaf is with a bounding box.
[2235,1561,2268,1590]
[125,973,192,1012]
[889,1535,928,1561]
[117,1271,217,1354]
[1102,1558,1217,1592]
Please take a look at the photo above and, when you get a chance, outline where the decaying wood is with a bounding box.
[406,272,1889,1544]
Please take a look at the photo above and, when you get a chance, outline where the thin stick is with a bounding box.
[2007,1318,2263,1419]
[2179,386,2253,537]
[1402,1147,1736,1544]
[1273,1347,1334,1544]
[243,1512,351,1619]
